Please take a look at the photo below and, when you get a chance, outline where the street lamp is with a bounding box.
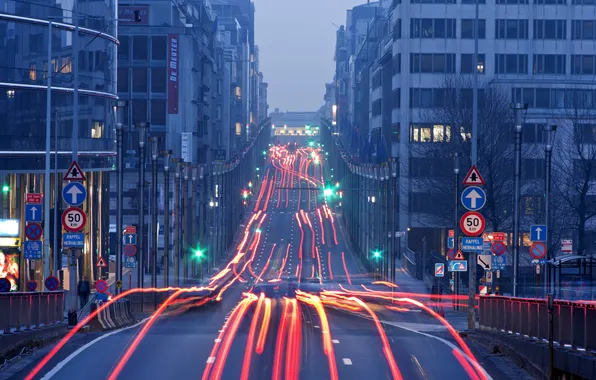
[136,122,148,288]
[162,150,172,287]
[115,100,127,293]
[150,136,158,288]
[544,124,557,296]
[510,102,528,297]
[453,152,460,307]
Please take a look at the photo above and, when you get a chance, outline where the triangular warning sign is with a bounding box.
[96,257,107,267]
[64,161,86,181]
[463,165,485,186]
[454,251,465,260]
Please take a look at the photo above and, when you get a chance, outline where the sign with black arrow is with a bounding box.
[477,254,492,270]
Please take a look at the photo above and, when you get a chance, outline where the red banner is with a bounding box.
[118,6,150,25]
[168,34,179,114]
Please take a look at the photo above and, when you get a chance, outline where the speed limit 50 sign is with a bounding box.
[460,211,485,237]
[62,207,87,232]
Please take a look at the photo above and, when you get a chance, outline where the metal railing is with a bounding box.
[0,292,65,334]
[478,295,596,352]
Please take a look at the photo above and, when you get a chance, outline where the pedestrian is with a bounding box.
[77,276,91,309]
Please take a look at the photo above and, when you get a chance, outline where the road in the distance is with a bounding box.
[14,144,499,380]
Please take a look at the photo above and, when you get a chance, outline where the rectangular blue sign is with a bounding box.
[24,240,42,260]
[25,204,43,222]
[123,233,137,245]
[447,237,454,249]
[449,260,468,272]
[63,233,85,247]
[435,263,445,277]
[492,255,507,270]
[124,256,137,268]
[530,225,547,242]
[461,237,483,252]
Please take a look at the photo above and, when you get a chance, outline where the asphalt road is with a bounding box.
[12,145,506,380]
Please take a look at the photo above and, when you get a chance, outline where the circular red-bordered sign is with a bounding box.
[124,245,137,257]
[62,207,87,232]
[95,279,109,293]
[459,211,486,237]
[530,242,547,260]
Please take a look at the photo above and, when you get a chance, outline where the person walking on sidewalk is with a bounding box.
[77,276,91,309]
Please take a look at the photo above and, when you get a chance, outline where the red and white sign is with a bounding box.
[26,193,43,204]
[63,161,86,181]
[479,285,487,295]
[492,232,505,241]
[448,229,454,238]
[62,207,87,232]
[482,232,490,242]
[95,279,109,293]
[167,34,179,114]
[561,239,573,254]
[529,242,546,259]
[460,211,486,237]
[96,256,107,267]
[463,165,485,186]
[124,226,137,234]
[118,6,150,24]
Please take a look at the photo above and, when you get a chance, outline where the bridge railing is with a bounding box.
[478,295,596,352]
[0,291,65,334]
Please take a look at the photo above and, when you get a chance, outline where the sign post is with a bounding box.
[24,193,44,290]
[62,161,86,326]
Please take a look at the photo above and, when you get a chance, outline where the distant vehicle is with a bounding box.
[252,279,297,299]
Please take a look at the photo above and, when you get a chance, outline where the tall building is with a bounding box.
[258,72,269,123]
[0,1,118,285]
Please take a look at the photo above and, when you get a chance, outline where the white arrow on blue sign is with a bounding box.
[62,182,87,206]
[448,237,454,249]
[461,186,486,211]
[449,260,468,272]
[530,225,547,242]
[25,204,43,222]
[123,233,137,245]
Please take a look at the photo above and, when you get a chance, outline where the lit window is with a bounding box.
[6,90,15,98]
[91,121,104,138]
[29,64,37,80]
[235,122,242,135]
[52,59,58,72]
[420,127,431,142]
[235,87,241,98]
[445,125,451,142]
[433,125,445,142]
[61,58,72,74]
[249,112,254,124]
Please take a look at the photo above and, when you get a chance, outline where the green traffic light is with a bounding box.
[1,185,8,193]
[323,188,333,197]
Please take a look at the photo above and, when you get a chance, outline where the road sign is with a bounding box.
[23,240,42,259]
[463,165,485,186]
[45,276,59,291]
[492,255,506,270]
[530,225,547,242]
[62,182,87,206]
[479,285,487,295]
[25,222,43,240]
[116,280,122,289]
[477,254,492,270]
[447,237,454,249]
[562,239,573,254]
[96,257,107,267]
[460,211,485,237]
[449,260,468,272]
[63,233,85,247]
[483,242,492,252]
[491,241,507,256]
[62,207,86,232]
[95,279,108,293]
[529,242,547,259]
[536,265,541,274]
[26,281,37,292]
[435,263,445,277]
[63,161,86,181]
[124,257,137,268]
[448,249,463,260]
[124,245,137,257]
[485,271,493,284]
[124,233,137,245]
[124,226,137,234]
[448,229,454,238]
[454,250,464,260]
[492,232,505,241]
[461,237,483,252]
[461,186,486,211]
[26,193,43,204]
[25,204,43,222]
[0,278,11,292]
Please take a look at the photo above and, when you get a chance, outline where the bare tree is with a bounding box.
[552,91,596,256]
[411,74,514,232]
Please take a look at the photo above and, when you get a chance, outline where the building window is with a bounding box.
[533,55,566,74]
[151,100,166,125]
[522,159,545,180]
[132,68,148,93]
[410,19,456,39]
[536,0,565,4]
[495,54,528,74]
[523,123,546,143]
[391,123,400,143]
[235,122,242,135]
[61,58,72,73]
[410,53,455,73]
[132,100,148,124]
[29,64,36,81]
[151,67,166,93]
[372,99,382,116]
[393,89,401,109]
[132,36,148,60]
[392,19,401,40]
[91,121,104,139]
[461,54,485,74]
[410,124,451,142]
[572,20,596,40]
[572,0,593,3]
[573,124,596,143]
[117,68,128,93]
[118,35,129,62]
[372,72,382,88]
[523,196,542,216]
[497,0,528,3]
[411,0,456,3]
[495,19,529,39]
[393,54,401,74]
[571,55,596,74]
[461,19,486,39]
[151,36,167,60]
[235,86,242,98]
[410,88,450,108]
[534,20,566,40]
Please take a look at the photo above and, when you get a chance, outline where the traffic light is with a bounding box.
[193,246,206,261]
[2,184,8,193]
[372,247,382,259]
[323,181,334,198]
[248,181,253,188]
[242,189,249,199]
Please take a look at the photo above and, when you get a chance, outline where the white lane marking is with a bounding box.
[314,325,320,329]
[332,339,340,344]
[343,358,353,365]
[207,357,216,364]
[40,317,151,379]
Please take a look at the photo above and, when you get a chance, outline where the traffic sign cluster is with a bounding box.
[24,193,43,260]
[123,225,137,268]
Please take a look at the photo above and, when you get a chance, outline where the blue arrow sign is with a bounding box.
[123,233,137,245]
[25,204,43,222]
[62,182,87,206]
[461,237,483,252]
[447,237,454,249]
[461,186,486,211]
[23,240,42,259]
[449,260,468,272]
[435,263,445,277]
[530,225,547,242]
